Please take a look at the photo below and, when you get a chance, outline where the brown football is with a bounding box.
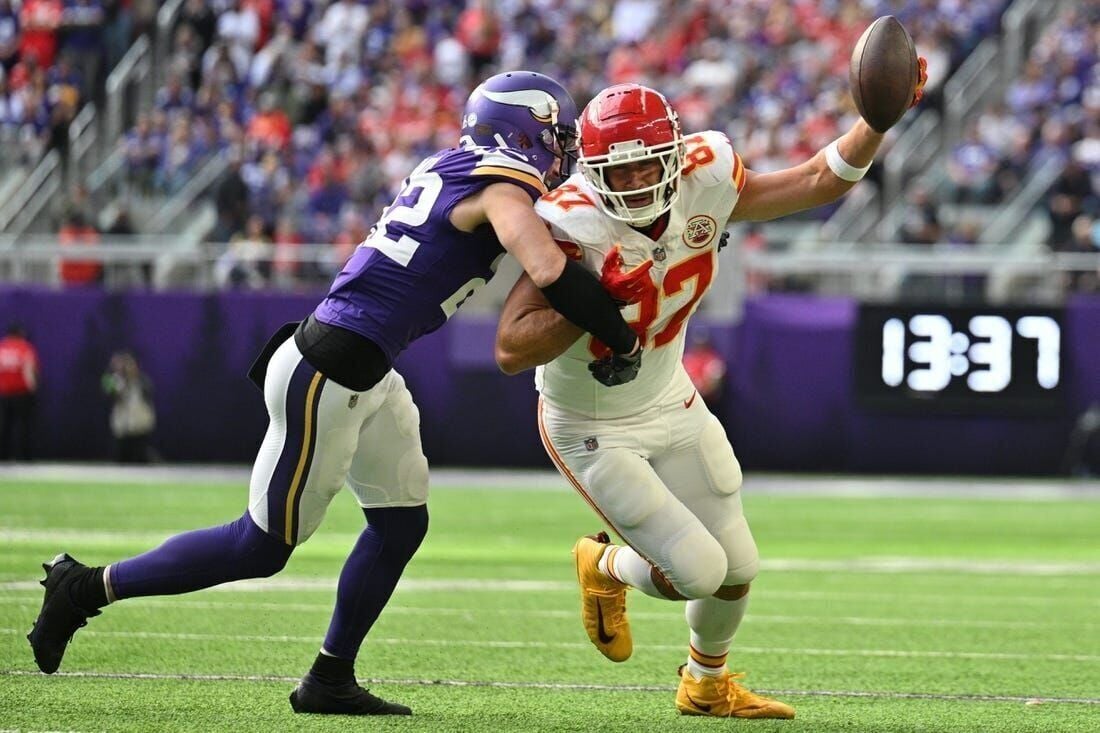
[849,16,919,133]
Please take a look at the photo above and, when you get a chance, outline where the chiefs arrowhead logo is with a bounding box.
[683,215,717,249]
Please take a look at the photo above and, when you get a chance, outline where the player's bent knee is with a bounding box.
[698,417,742,495]
[585,449,664,529]
[239,514,294,577]
[666,528,727,599]
[716,515,759,586]
[364,504,429,561]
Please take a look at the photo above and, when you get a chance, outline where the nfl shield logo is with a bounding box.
[584,436,599,451]
[348,394,359,409]
[652,246,666,262]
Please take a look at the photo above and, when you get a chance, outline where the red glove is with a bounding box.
[910,56,928,108]
[599,245,654,306]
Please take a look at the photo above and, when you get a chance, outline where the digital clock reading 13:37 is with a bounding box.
[854,304,1065,414]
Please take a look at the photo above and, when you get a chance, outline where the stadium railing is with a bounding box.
[1002,0,1064,81]
[105,35,153,150]
[943,38,1001,148]
[0,238,1095,312]
[0,151,62,236]
[881,110,943,216]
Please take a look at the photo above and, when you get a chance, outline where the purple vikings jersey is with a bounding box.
[313,146,547,363]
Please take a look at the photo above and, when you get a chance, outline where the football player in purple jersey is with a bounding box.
[27,71,643,716]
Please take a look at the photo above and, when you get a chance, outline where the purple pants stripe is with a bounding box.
[267,358,326,545]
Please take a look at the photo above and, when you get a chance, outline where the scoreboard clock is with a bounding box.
[855,304,1065,414]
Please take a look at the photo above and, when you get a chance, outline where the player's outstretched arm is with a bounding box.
[467,182,639,357]
[495,272,583,375]
[731,55,927,223]
[730,118,883,223]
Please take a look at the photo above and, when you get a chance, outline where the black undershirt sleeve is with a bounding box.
[539,259,637,355]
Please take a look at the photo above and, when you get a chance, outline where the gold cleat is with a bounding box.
[675,665,795,719]
[572,532,632,662]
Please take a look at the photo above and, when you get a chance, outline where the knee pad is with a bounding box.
[364,504,429,561]
[716,515,759,586]
[585,449,664,529]
[664,525,727,600]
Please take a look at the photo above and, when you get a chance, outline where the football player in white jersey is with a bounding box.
[495,68,925,719]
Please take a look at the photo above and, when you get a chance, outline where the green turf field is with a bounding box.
[1,474,1098,732]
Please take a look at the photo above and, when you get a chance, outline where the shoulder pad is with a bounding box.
[467,147,548,197]
[682,130,745,193]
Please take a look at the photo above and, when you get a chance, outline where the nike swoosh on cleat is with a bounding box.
[595,602,616,645]
[683,391,697,409]
[685,692,711,712]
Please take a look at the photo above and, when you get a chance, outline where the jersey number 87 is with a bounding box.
[589,251,714,358]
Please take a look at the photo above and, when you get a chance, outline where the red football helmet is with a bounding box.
[577,84,685,226]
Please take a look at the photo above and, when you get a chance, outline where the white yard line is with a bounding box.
[1,627,1097,663]
[1,596,1094,630]
[0,577,571,593]
[6,583,1084,608]
[1,669,1097,706]
[5,529,1100,577]
[2,464,1098,499]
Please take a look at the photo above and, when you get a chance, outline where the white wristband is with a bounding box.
[825,139,872,182]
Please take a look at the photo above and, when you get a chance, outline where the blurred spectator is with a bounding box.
[215,213,271,289]
[682,38,739,101]
[123,111,160,192]
[433,32,469,86]
[175,0,216,56]
[102,0,135,72]
[271,214,305,288]
[947,122,1000,203]
[102,350,156,464]
[899,186,942,245]
[0,323,39,461]
[211,149,249,242]
[0,0,19,72]
[944,218,985,301]
[1062,403,1100,477]
[58,207,101,286]
[313,0,367,68]
[683,330,728,424]
[60,0,103,98]
[247,90,291,151]
[1059,214,1100,293]
[611,0,659,44]
[1047,161,1097,249]
[20,0,62,70]
[104,206,151,288]
[332,208,368,266]
[94,0,1020,291]
[456,0,500,79]
[217,0,259,79]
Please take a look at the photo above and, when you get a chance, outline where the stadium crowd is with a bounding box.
[107,0,1013,287]
[0,0,149,166]
[7,0,1095,292]
[903,0,1099,278]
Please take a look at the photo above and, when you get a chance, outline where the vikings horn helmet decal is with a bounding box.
[461,71,579,183]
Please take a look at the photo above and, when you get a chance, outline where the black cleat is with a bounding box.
[289,672,412,715]
[27,553,100,674]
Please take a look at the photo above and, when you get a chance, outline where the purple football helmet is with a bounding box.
[461,71,579,183]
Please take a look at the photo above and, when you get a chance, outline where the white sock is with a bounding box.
[685,594,749,679]
[603,544,663,598]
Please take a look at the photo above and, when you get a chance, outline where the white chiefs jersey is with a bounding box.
[534,130,747,419]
